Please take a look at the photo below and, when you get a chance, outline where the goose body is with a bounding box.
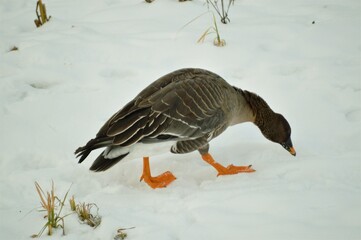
[75,68,295,188]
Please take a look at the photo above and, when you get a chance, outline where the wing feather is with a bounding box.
[76,68,236,166]
[107,108,151,136]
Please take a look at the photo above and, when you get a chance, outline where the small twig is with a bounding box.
[114,227,135,240]
[206,0,234,24]
[34,0,51,27]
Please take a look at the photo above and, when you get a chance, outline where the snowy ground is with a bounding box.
[0,0,360,239]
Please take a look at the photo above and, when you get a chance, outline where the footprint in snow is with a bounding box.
[29,81,57,89]
[345,109,361,122]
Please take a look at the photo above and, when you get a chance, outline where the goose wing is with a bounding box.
[76,69,232,162]
[104,69,229,140]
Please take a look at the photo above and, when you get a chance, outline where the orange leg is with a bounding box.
[201,153,255,176]
[140,157,176,189]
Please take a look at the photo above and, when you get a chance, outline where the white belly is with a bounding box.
[104,141,177,160]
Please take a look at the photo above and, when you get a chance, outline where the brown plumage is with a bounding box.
[75,68,295,188]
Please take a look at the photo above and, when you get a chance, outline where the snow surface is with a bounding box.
[0,0,360,239]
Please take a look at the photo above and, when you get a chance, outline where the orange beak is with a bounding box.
[288,146,296,156]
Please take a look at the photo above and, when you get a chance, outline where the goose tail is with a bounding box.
[89,151,129,172]
[74,137,112,163]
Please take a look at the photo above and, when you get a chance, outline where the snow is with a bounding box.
[0,0,360,239]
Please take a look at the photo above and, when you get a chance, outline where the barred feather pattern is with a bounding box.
[75,68,251,170]
[241,90,271,128]
[240,89,291,143]
[99,68,238,146]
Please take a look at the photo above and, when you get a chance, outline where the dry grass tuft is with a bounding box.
[114,227,135,240]
[34,0,51,27]
[76,202,102,228]
[206,0,235,24]
[32,182,103,237]
[197,13,226,47]
[70,196,102,228]
[69,195,76,211]
[31,181,71,238]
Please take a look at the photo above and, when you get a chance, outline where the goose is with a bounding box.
[75,68,296,188]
